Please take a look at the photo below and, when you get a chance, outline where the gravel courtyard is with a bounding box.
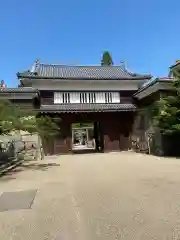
[0,152,180,239]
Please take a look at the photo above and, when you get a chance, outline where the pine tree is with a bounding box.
[101,51,113,66]
[152,70,180,135]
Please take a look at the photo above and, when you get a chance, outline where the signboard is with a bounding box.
[72,122,94,129]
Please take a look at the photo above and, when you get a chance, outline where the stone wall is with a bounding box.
[131,109,151,153]
[131,107,164,156]
[0,131,44,161]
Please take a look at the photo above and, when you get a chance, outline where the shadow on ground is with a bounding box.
[0,162,60,182]
[72,149,103,154]
[21,162,60,171]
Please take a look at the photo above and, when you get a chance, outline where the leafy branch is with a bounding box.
[0,99,60,139]
[151,70,180,135]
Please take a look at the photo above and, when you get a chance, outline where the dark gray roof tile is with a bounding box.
[134,77,174,96]
[17,62,151,80]
[0,87,38,93]
[40,103,136,113]
[37,64,132,79]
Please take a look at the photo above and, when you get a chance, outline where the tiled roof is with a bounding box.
[0,87,38,93]
[133,77,174,98]
[170,61,180,69]
[134,77,173,96]
[40,103,136,113]
[17,62,151,80]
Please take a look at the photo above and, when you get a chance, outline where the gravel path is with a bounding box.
[0,152,180,239]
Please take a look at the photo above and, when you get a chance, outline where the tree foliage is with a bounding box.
[0,100,60,139]
[152,70,180,135]
[101,51,113,66]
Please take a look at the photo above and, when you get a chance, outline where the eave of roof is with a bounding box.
[133,77,173,97]
[17,75,152,80]
[170,61,180,69]
[40,103,136,113]
[0,87,39,93]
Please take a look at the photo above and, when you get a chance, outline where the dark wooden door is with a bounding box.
[54,138,69,154]
[103,122,120,151]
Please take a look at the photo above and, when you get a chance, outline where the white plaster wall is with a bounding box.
[30,79,144,91]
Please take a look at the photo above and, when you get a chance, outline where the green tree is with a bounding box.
[101,51,113,66]
[152,70,180,135]
[0,99,60,140]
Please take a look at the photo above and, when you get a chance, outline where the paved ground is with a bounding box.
[0,152,180,239]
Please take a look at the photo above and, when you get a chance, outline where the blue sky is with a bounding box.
[1,0,180,87]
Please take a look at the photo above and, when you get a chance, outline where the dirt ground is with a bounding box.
[0,152,180,239]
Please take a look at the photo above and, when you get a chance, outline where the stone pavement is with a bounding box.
[0,152,180,239]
